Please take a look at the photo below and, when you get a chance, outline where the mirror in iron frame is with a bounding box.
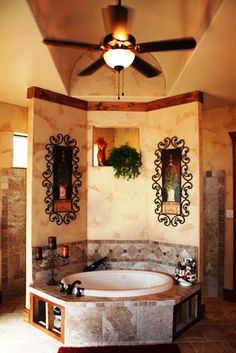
[42,134,82,225]
[152,136,193,227]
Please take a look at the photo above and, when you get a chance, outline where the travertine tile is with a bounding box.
[178,343,196,353]
[192,341,233,353]
[1,297,236,352]
[227,340,236,351]
[137,303,173,342]
[103,306,137,343]
[176,326,206,342]
[1,169,26,301]
[66,304,102,346]
[202,324,236,340]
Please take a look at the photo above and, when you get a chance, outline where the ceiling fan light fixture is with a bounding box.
[103,48,135,70]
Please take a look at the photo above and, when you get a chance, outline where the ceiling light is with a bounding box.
[103,49,135,72]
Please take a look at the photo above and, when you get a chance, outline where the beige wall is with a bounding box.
[1,95,236,298]
[202,105,236,289]
[26,96,88,304]
[88,111,148,241]
[5,97,235,292]
[87,101,201,251]
[147,102,202,247]
[5,96,230,292]
[27,98,87,248]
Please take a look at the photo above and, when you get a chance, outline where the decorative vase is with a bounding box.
[174,258,197,286]
[96,137,107,166]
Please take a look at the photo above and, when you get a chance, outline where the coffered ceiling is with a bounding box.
[1,0,236,110]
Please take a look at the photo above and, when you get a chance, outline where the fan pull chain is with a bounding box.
[117,71,121,100]
[121,70,124,97]
[117,70,125,100]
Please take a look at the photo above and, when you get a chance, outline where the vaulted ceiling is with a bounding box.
[1,0,236,110]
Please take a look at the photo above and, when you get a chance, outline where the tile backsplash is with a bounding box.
[32,239,198,282]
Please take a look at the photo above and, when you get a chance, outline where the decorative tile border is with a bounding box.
[87,240,198,276]
[31,239,198,281]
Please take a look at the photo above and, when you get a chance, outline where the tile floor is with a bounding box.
[176,297,236,353]
[1,296,236,352]
[0,296,61,353]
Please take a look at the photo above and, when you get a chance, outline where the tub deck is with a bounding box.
[31,279,201,304]
[29,280,202,346]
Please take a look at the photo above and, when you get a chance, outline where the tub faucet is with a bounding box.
[60,280,82,295]
[76,287,84,297]
[84,256,111,271]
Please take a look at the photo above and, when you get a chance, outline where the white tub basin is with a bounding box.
[61,270,173,297]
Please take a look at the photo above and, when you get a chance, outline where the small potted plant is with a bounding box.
[107,143,142,181]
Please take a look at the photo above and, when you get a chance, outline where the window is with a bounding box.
[13,133,28,168]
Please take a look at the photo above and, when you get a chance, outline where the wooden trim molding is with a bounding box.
[229,131,236,298]
[23,307,30,323]
[27,86,203,112]
[87,101,147,111]
[147,91,203,111]
[87,91,203,111]
[27,87,88,110]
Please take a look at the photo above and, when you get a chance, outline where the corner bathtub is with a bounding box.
[61,270,173,297]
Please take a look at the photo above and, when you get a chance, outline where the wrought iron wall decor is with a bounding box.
[42,134,82,225]
[152,136,193,226]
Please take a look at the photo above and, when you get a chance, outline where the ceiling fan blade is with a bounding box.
[132,55,161,78]
[43,38,101,50]
[78,57,105,76]
[136,37,196,53]
[107,4,128,40]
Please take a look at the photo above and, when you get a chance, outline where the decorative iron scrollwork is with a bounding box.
[42,134,82,225]
[152,136,193,227]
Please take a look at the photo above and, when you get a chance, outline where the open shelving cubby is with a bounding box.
[30,293,65,343]
[173,288,204,339]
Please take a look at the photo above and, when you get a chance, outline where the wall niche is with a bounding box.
[92,127,140,167]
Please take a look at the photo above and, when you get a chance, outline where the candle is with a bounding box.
[35,246,43,260]
[48,236,57,250]
[62,245,69,258]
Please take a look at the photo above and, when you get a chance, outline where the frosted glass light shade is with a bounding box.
[103,49,135,69]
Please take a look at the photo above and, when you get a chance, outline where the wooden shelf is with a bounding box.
[30,293,64,343]
[173,289,204,339]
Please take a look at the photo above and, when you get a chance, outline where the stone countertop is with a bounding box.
[30,280,202,305]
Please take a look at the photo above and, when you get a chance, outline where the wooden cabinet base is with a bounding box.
[30,293,64,343]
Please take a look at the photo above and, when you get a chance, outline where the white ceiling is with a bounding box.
[0,0,236,110]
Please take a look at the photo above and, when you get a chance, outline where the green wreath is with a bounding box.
[107,143,142,181]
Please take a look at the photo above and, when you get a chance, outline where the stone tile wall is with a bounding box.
[1,168,26,300]
[87,240,198,276]
[65,299,174,346]
[31,239,198,283]
[204,170,225,297]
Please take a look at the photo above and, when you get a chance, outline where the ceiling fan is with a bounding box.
[43,0,196,79]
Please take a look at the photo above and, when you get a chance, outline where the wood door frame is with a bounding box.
[224,132,236,300]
